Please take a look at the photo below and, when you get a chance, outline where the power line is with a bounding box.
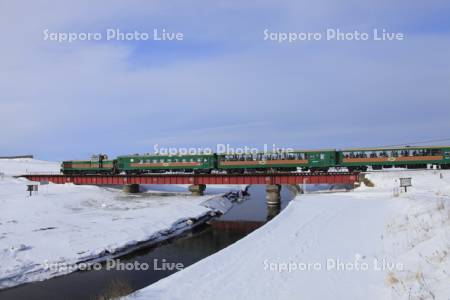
[380,137,450,148]
[339,137,450,150]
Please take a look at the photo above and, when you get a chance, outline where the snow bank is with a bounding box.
[127,170,450,300]
[0,158,59,176]
[366,170,450,299]
[0,159,235,289]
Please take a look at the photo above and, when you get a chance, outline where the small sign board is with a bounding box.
[399,177,412,192]
[27,184,38,196]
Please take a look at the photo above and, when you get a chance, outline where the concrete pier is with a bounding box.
[266,184,281,205]
[358,173,374,188]
[189,184,206,196]
[123,184,140,193]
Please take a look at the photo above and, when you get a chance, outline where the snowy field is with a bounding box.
[128,170,450,300]
[0,159,238,289]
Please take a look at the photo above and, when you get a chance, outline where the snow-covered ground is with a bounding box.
[0,159,240,289]
[0,158,59,176]
[128,170,450,300]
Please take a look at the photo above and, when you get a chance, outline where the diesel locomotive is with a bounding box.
[61,145,450,175]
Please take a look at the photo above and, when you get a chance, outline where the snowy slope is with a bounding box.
[128,170,450,300]
[0,159,235,289]
[366,170,450,299]
[0,158,59,176]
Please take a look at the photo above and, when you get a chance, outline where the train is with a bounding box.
[61,145,450,175]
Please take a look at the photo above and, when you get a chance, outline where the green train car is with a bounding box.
[60,145,450,175]
[61,154,115,175]
[116,154,217,174]
[338,146,450,171]
[217,149,336,173]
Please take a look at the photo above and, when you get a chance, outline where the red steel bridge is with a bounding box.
[20,172,360,186]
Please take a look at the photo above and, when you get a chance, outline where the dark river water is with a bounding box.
[0,185,296,300]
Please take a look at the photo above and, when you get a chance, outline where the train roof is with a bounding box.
[117,153,215,158]
[62,159,114,162]
[340,145,450,151]
[218,149,337,155]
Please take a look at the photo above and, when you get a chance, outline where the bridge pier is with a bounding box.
[266,184,281,205]
[123,184,140,193]
[189,184,206,196]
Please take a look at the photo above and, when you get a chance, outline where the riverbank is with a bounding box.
[0,184,293,300]
[128,170,450,300]
[0,159,238,289]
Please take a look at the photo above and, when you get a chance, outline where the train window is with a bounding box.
[130,159,134,162]
[160,159,164,163]
[431,149,443,155]
[320,154,325,160]
[182,159,186,162]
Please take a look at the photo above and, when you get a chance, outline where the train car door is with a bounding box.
[445,151,450,160]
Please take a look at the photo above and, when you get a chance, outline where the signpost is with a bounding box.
[399,177,412,192]
[27,184,38,196]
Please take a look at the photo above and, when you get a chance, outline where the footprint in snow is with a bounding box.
[9,244,32,253]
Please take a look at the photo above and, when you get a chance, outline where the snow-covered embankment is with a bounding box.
[0,159,238,289]
[128,170,450,300]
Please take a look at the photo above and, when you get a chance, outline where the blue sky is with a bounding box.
[1,1,449,160]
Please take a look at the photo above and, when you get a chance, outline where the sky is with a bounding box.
[0,0,449,160]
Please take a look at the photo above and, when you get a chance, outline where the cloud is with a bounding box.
[0,1,449,159]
